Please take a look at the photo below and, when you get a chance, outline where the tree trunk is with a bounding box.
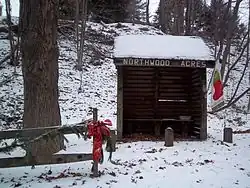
[5,0,16,66]
[0,1,2,16]
[159,0,166,32]
[221,0,242,79]
[247,0,250,113]
[19,0,63,160]
[75,0,80,53]
[185,0,192,35]
[76,0,88,71]
[173,0,184,35]
[146,0,150,25]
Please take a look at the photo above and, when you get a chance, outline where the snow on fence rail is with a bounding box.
[0,108,116,178]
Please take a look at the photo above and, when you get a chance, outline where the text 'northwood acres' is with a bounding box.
[117,58,209,68]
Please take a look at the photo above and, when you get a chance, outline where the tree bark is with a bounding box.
[173,0,184,35]
[159,0,166,32]
[185,0,192,35]
[5,0,16,66]
[75,0,80,53]
[146,0,150,25]
[247,0,250,113]
[19,0,63,160]
[76,0,87,71]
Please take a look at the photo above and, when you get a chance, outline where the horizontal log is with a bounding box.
[158,68,192,73]
[191,104,202,108]
[159,84,189,89]
[123,84,155,88]
[159,93,189,98]
[159,75,186,80]
[191,95,201,99]
[124,118,193,122]
[123,67,155,71]
[193,131,200,135]
[123,88,155,92]
[193,127,201,130]
[124,75,154,80]
[158,88,187,92]
[123,67,191,73]
[125,71,155,76]
[124,112,154,117]
[124,79,154,84]
[159,80,190,84]
[159,74,190,78]
[192,69,200,74]
[124,74,188,81]
[123,96,154,100]
[0,124,88,140]
[123,93,155,97]
[192,115,202,119]
[124,100,154,105]
[124,106,155,111]
[157,105,189,109]
[191,76,200,81]
[157,108,190,113]
[191,77,201,83]
[124,115,155,119]
[0,153,93,168]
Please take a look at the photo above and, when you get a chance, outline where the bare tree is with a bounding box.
[5,0,16,67]
[75,0,80,53]
[220,0,243,79]
[75,0,88,71]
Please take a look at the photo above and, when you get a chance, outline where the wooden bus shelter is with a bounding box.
[113,35,215,140]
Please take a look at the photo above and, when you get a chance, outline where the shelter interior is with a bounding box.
[118,65,207,140]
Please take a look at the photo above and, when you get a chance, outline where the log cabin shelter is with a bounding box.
[113,35,215,141]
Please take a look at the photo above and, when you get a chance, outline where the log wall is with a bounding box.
[120,66,206,139]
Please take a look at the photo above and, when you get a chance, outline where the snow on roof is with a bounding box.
[113,34,215,61]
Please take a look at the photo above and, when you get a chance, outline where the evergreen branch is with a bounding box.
[0,124,88,154]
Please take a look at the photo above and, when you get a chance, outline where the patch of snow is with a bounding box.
[0,20,249,188]
[149,0,159,20]
[113,35,215,61]
[1,117,250,187]
[1,0,20,17]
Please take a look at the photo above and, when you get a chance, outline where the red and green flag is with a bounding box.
[211,60,224,111]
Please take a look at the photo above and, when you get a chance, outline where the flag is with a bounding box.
[211,59,224,111]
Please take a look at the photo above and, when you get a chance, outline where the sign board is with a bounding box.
[115,58,215,68]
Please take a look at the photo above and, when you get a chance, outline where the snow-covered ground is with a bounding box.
[0,15,250,188]
[0,116,250,188]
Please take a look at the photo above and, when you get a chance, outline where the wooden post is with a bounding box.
[164,127,174,147]
[200,69,207,140]
[93,108,98,122]
[92,108,99,177]
[223,127,233,143]
[110,130,117,152]
[154,122,161,136]
[117,66,123,140]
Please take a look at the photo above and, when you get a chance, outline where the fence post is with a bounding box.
[223,127,233,143]
[165,127,174,147]
[92,108,99,177]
